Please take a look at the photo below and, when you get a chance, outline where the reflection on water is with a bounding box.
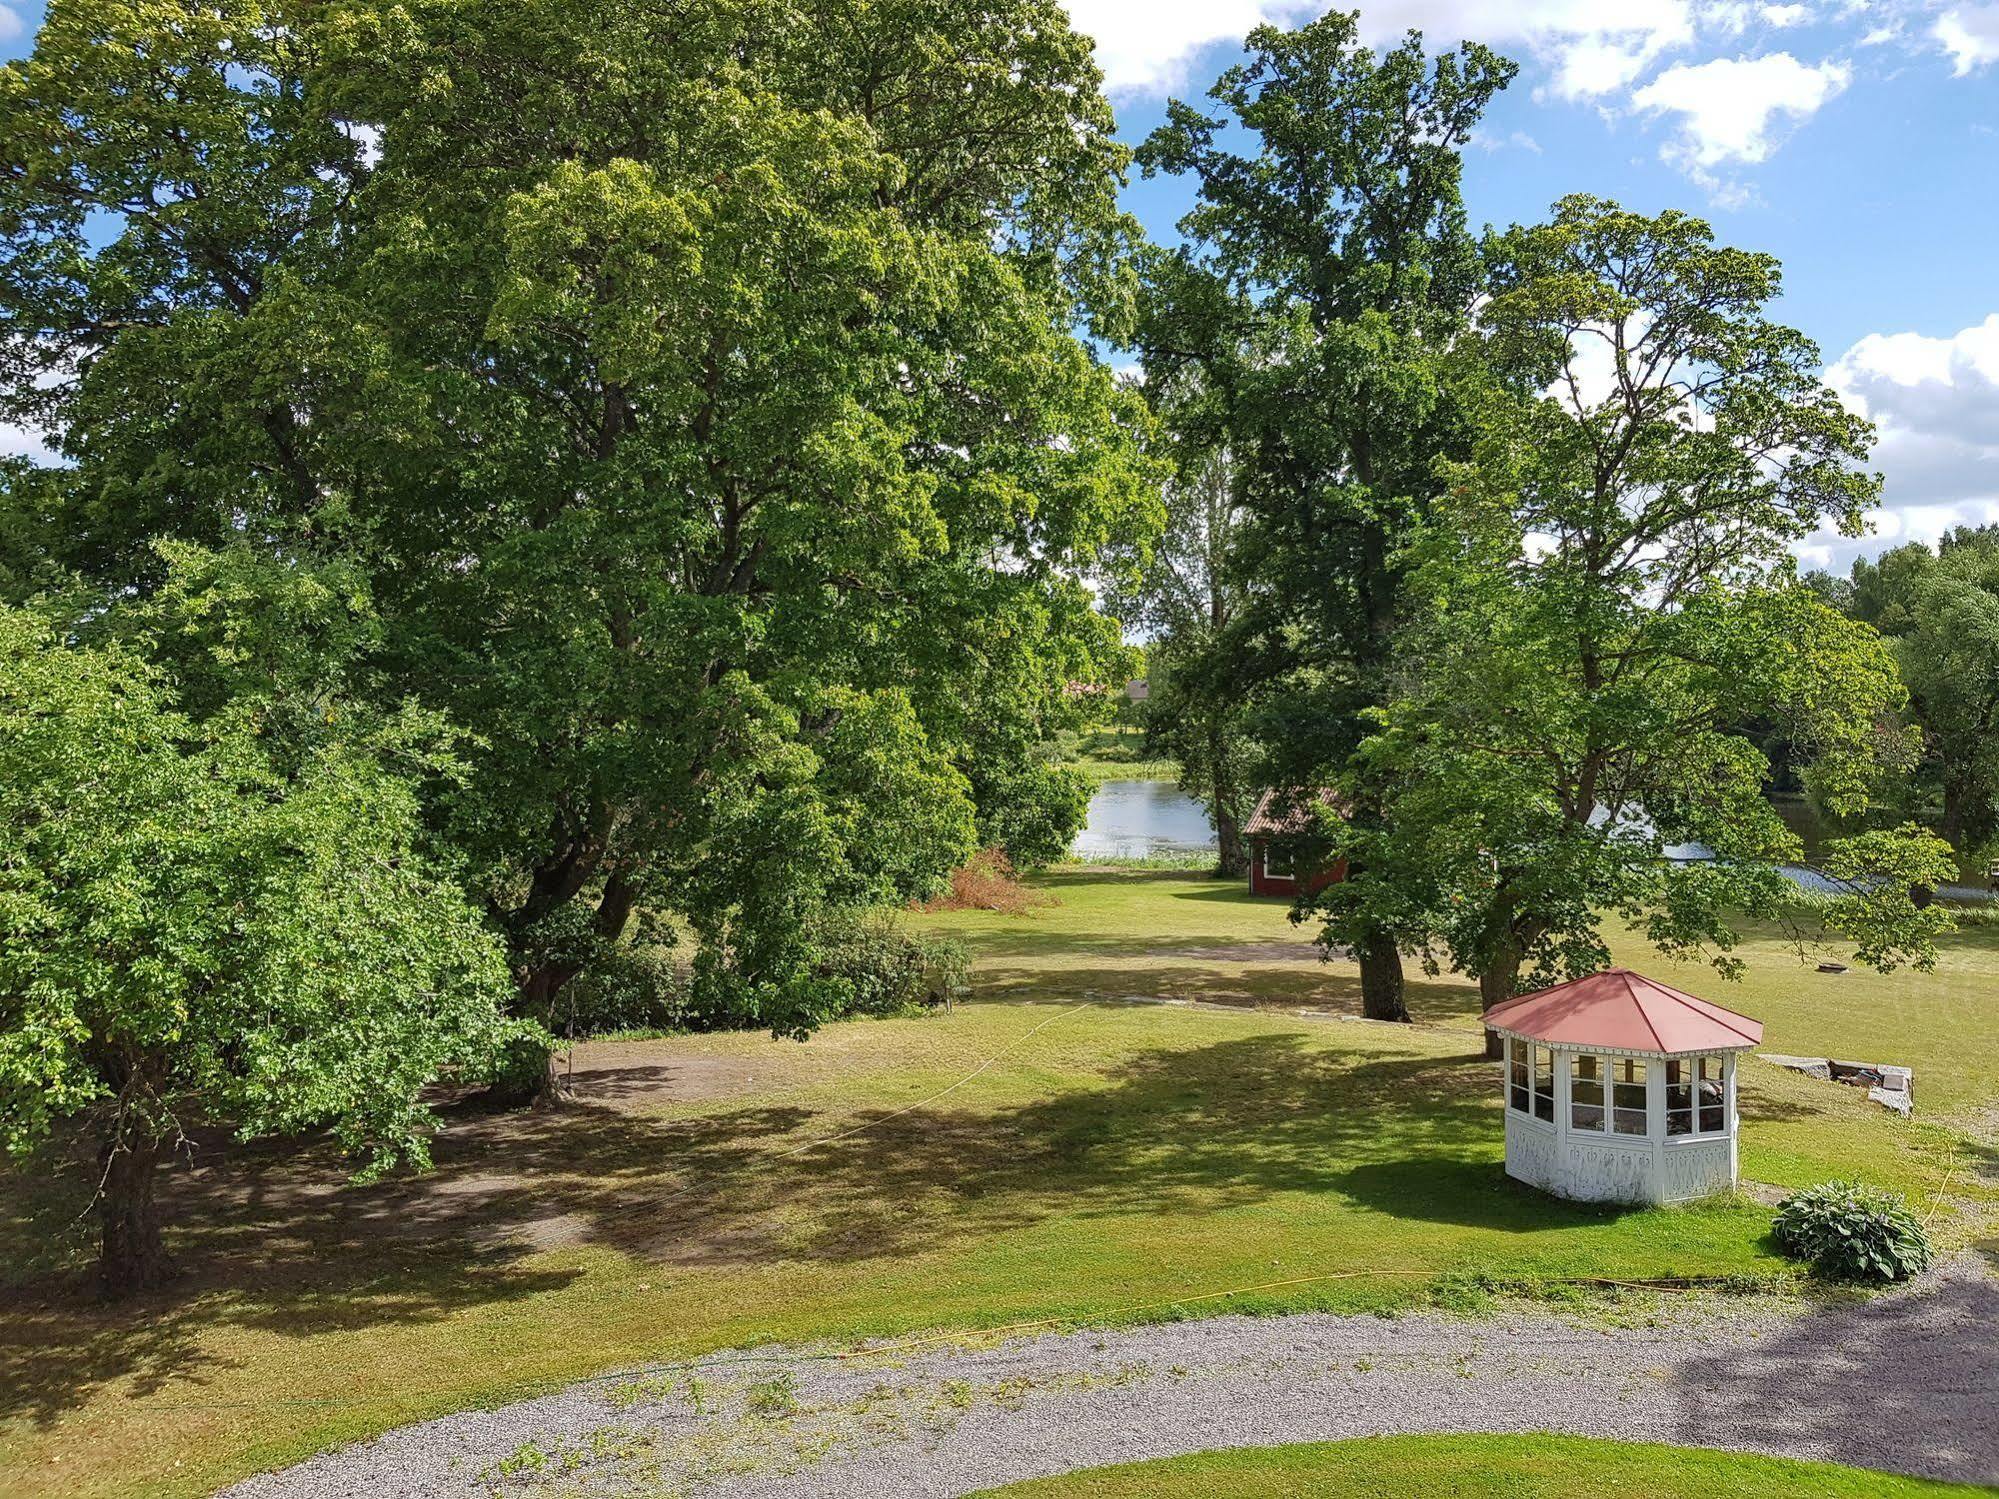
[1071,779,1216,860]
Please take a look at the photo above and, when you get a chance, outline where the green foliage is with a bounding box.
[0,0,1162,1064]
[1832,528,1999,862]
[1132,13,1516,1007]
[555,935,694,1037]
[1325,197,1947,1003]
[0,604,519,1174]
[1772,1180,1934,1283]
[557,912,968,1037]
[810,912,971,1019]
[969,754,1095,871]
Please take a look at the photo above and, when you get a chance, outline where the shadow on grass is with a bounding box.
[971,962,1478,1025]
[2,1016,1834,1431]
[1334,1157,1646,1232]
[0,1031,1516,1423]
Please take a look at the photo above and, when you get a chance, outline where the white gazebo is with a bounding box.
[1487,969,1763,1206]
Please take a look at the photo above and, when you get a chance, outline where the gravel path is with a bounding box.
[226,1258,1998,1499]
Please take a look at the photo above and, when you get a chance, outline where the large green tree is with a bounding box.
[1329,198,1955,1041]
[1833,528,1999,864]
[0,602,517,1296]
[1,0,1160,1098]
[1133,12,1515,1019]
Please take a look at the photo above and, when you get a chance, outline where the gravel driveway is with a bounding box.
[225,1257,1998,1499]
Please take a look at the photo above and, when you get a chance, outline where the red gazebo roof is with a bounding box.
[1485,969,1763,1055]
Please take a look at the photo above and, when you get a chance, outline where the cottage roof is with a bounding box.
[1244,787,1346,838]
[1485,968,1763,1055]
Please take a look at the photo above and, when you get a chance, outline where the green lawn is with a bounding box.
[2,871,1993,1499]
[922,869,1999,1125]
[970,1434,1995,1497]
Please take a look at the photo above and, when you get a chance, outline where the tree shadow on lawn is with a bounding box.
[970,961,1476,1024]
[0,1026,1814,1429]
[956,928,1320,962]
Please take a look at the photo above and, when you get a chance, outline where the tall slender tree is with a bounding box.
[1135,12,1515,1019]
[1103,375,1257,875]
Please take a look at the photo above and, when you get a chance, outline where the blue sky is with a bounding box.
[3,0,1994,572]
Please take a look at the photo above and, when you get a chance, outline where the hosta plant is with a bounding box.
[1772,1180,1933,1283]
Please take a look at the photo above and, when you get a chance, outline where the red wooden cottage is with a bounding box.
[1245,788,1348,898]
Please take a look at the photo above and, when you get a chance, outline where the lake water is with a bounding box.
[1070,782,1993,899]
[1070,779,1217,860]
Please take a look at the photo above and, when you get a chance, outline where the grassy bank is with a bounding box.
[971,1434,1994,1498]
[1050,725,1178,785]
[2,871,1993,1498]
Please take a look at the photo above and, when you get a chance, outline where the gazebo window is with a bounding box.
[1570,1053,1605,1131]
[1611,1057,1649,1135]
[1507,1041,1554,1121]
[1667,1054,1728,1136]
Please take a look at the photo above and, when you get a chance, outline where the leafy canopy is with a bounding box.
[1318,197,1955,998]
[0,0,1162,1052]
[0,603,518,1174]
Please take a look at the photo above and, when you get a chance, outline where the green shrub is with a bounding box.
[555,940,694,1037]
[557,912,967,1039]
[1771,1180,1933,1283]
[810,911,969,1018]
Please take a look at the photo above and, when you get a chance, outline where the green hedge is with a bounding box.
[556,913,967,1038]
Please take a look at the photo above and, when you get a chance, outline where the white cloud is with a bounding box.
[1471,128,1545,153]
[1761,3,1812,24]
[1060,0,1700,99]
[1934,4,1999,72]
[1631,51,1850,198]
[1063,0,1287,95]
[0,421,59,466]
[1799,314,1999,570]
[0,4,20,41]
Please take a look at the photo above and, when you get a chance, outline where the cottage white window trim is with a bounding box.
[1261,843,1293,880]
[1505,1038,1555,1123]
[1503,1035,1737,1143]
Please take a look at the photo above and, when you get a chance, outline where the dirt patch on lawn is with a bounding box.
[1156,942,1328,963]
[555,1042,775,1112]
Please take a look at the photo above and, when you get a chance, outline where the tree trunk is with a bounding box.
[1479,948,1527,1059]
[1358,928,1409,1022]
[484,1030,567,1110]
[99,1137,173,1300]
[483,961,578,1109]
[1215,800,1247,879]
[487,873,639,1109]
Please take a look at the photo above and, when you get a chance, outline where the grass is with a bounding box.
[912,868,1999,1127]
[967,1434,1996,1497]
[1051,724,1178,785]
[2,870,1995,1499]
